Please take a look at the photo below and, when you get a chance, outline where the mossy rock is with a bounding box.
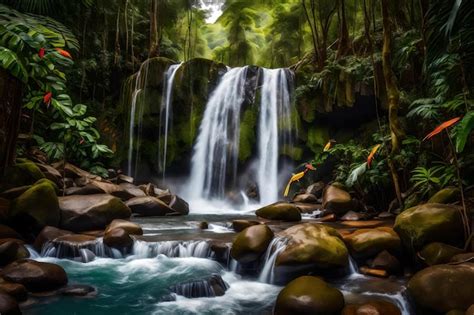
[394,203,464,251]
[342,300,401,315]
[345,227,401,259]
[238,107,258,162]
[274,276,345,315]
[306,126,330,154]
[255,202,301,222]
[10,179,60,227]
[230,224,274,263]
[1,161,45,191]
[407,263,474,313]
[418,242,464,266]
[277,223,348,268]
[428,187,460,204]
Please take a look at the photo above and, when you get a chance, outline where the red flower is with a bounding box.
[367,144,381,168]
[79,138,85,145]
[38,48,45,59]
[43,92,52,106]
[423,117,461,141]
[55,48,72,59]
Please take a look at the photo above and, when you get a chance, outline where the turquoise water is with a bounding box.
[26,255,281,315]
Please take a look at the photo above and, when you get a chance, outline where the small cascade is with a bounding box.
[258,237,288,283]
[167,274,229,299]
[257,68,294,204]
[40,238,123,261]
[132,240,212,258]
[158,63,182,179]
[347,256,361,277]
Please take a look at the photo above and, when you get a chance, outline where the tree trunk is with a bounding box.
[0,69,23,175]
[149,0,159,58]
[336,0,351,58]
[381,0,404,208]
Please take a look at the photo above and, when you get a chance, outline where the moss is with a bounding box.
[238,107,258,162]
[0,161,45,192]
[255,202,301,222]
[428,187,460,204]
[230,224,274,263]
[280,145,303,161]
[418,242,464,266]
[306,126,329,154]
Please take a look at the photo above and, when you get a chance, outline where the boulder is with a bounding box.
[9,179,60,228]
[322,185,354,215]
[60,284,97,297]
[105,219,142,235]
[0,224,22,240]
[36,163,62,186]
[394,203,464,250]
[418,242,464,266]
[168,195,189,215]
[33,226,73,251]
[0,240,29,266]
[255,202,301,222]
[0,282,27,301]
[198,221,208,229]
[232,220,260,232]
[344,227,401,258]
[277,223,348,268]
[117,174,134,184]
[370,250,401,274]
[89,180,136,200]
[230,224,274,263]
[0,186,31,200]
[467,305,474,315]
[125,196,174,216]
[103,228,133,250]
[407,263,474,313]
[342,300,401,315]
[428,187,460,204]
[292,193,318,203]
[306,181,325,198]
[59,194,131,232]
[274,276,344,315]
[1,161,45,191]
[58,163,97,180]
[450,253,474,264]
[118,183,146,198]
[0,292,20,315]
[64,184,105,196]
[1,259,68,292]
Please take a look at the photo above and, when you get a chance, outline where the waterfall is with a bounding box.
[257,68,294,204]
[158,63,182,180]
[188,67,249,200]
[40,238,123,261]
[258,237,288,283]
[132,240,212,258]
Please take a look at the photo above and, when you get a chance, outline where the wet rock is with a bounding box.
[277,223,348,269]
[341,210,370,221]
[467,305,474,315]
[168,195,189,215]
[58,163,97,180]
[342,300,401,315]
[407,263,474,313]
[359,266,388,278]
[0,160,45,191]
[419,242,464,266]
[370,250,401,274]
[306,181,325,198]
[33,226,73,251]
[0,282,27,301]
[0,224,22,240]
[36,163,62,186]
[64,184,105,196]
[139,183,156,196]
[428,187,460,204]
[292,193,318,203]
[198,221,208,229]
[255,202,301,222]
[446,310,466,315]
[60,284,97,297]
[274,276,344,315]
[10,179,60,228]
[322,184,354,216]
[230,224,274,263]
[317,213,337,222]
[294,203,323,214]
[125,196,174,216]
[0,292,21,315]
[232,220,260,232]
[376,211,395,219]
[0,240,29,266]
[344,227,401,259]
[103,228,133,250]
[59,194,131,232]
[62,177,75,188]
[0,186,31,200]
[1,259,68,292]
[450,253,474,264]
[118,183,146,198]
[89,180,136,200]
[167,274,229,298]
[394,203,464,250]
[105,219,143,235]
[117,174,134,184]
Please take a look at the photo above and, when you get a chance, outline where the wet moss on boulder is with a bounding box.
[255,202,301,222]
[230,224,274,263]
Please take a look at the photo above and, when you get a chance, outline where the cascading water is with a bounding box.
[257,68,294,204]
[158,63,182,180]
[132,240,212,258]
[188,67,249,200]
[258,237,288,283]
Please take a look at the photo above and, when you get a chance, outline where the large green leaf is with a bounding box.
[455,111,474,153]
[0,46,28,82]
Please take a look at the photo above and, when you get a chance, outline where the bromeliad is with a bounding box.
[283,163,316,197]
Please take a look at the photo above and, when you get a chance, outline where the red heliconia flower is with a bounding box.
[55,48,72,59]
[43,92,52,106]
[38,47,45,59]
[367,144,381,168]
[423,117,461,141]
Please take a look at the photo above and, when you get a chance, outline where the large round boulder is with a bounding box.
[230,224,274,263]
[105,219,142,235]
[274,276,344,315]
[344,227,401,258]
[59,194,131,232]
[168,195,189,215]
[0,239,29,266]
[0,282,27,301]
[276,223,348,268]
[125,196,174,216]
[9,179,60,228]
[407,263,474,313]
[342,300,401,315]
[394,203,464,250]
[255,202,301,222]
[1,259,68,292]
[232,220,260,232]
[322,185,354,215]
[428,187,460,204]
[103,228,133,250]
[0,160,45,191]
[418,242,464,266]
[33,226,73,251]
[0,292,21,315]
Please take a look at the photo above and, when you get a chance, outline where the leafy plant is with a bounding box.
[410,165,456,199]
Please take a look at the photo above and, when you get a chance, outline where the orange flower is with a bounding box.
[423,117,461,141]
[367,144,381,168]
[55,48,72,59]
[43,91,52,105]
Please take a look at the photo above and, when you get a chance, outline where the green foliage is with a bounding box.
[410,165,456,199]
[454,111,474,153]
